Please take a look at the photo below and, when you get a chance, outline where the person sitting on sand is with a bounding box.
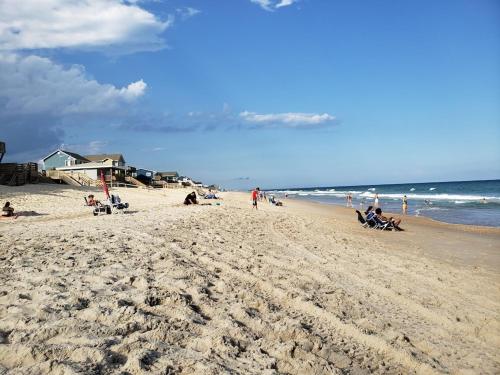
[86,195,101,206]
[2,202,18,218]
[184,192,198,205]
[204,192,221,199]
[363,206,377,226]
[375,207,403,230]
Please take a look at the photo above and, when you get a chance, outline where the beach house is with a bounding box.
[42,150,90,170]
[84,154,126,168]
[134,168,156,184]
[156,171,179,183]
[42,149,126,184]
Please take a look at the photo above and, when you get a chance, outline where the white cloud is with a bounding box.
[0,53,147,115]
[240,111,335,127]
[250,0,298,11]
[176,7,201,20]
[0,0,171,53]
[276,0,296,8]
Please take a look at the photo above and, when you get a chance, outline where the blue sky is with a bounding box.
[1,0,499,189]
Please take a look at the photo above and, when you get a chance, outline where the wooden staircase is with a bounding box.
[125,176,147,188]
[59,172,82,187]
[72,172,96,186]
[46,170,84,186]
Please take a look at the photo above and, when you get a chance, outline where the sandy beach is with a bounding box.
[0,184,499,374]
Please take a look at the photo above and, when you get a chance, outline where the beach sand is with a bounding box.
[0,184,499,374]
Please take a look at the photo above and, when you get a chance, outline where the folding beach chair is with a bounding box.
[356,210,392,230]
[372,215,393,230]
[356,210,369,228]
[85,196,111,216]
[108,195,129,214]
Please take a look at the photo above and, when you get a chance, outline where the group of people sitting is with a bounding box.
[357,205,404,231]
[268,195,283,206]
[85,194,129,215]
[185,190,223,205]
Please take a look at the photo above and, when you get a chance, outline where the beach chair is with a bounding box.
[356,210,369,228]
[372,215,393,230]
[108,195,129,214]
[356,210,392,230]
[85,196,111,216]
[93,205,111,216]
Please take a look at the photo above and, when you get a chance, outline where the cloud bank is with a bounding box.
[0,0,161,160]
[240,111,335,127]
[0,0,171,53]
[0,53,146,116]
[0,53,148,160]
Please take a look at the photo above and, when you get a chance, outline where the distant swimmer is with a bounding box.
[482,198,487,204]
[402,195,408,214]
[374,193,379,207]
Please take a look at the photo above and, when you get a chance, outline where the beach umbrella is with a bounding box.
[100,170,110,199]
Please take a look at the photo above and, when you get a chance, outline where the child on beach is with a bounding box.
[402,195,408,214]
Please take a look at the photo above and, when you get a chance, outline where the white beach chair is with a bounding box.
[108,195,129,214]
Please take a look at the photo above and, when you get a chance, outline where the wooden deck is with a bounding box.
[0,163,38,186]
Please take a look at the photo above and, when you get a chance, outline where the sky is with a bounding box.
[0,0,499,189]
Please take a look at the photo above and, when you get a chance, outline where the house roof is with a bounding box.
[42,149,89,162]
[84,154,124,162]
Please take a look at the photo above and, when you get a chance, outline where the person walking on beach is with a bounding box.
[346,193,352,207]
[251,187,259,210]
[374,193,379,207]
[402,195,408,214]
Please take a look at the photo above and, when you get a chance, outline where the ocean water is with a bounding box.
[270,180,500,227]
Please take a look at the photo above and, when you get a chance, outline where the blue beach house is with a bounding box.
[134,168,155,184]
[42,150,89,170]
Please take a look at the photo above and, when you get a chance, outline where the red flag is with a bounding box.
[100,170,110,199]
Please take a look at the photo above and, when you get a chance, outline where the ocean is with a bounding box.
[270,180,500,227]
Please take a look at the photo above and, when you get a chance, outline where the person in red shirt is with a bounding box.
[251,187,260,209]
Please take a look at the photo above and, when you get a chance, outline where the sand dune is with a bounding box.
[0,184,499,374]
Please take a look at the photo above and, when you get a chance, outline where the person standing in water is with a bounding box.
[374,193,379,207]
[402,195,408,214]
[347,193,353,207]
